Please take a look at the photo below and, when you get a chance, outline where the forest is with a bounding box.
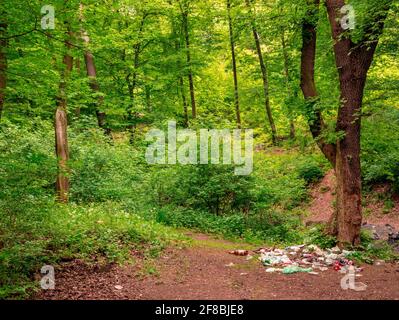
[0,0,399,300]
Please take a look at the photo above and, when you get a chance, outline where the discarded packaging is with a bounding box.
[229,250,249,256]
[282,266,312,274]
[258,244,358,275]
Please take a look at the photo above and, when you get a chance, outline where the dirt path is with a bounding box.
[36,233,399,300]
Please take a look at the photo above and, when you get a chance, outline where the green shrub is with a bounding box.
[153,206,304,245]
[361,109,399,190]
[150,164,255,215]
[296,161,324,184]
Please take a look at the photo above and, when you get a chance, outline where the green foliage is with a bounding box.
[68,126,144,203]
[0,201,186,299]
[153,206,304,245]
[304,226,337,249]
[150,164,254,215]
[346,231,398,264]
[0,121,186,299]
[296,160,324,185]
[361,109,399,191]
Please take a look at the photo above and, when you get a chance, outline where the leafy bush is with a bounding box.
[153,206,304,245]
[68,128,145,203]
[296,160,324,184]
[361,109,399,191]
[0,202,186,299]
[150,164,255,215]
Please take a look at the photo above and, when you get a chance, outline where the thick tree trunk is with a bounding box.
[55,30,73,203]
[300,0,391,245]
[227,0,241,128]
[246,0,277,144]
[324,0,391,245]
[0,23,7,121]
[300,0,337,166]
[182,11,196,119]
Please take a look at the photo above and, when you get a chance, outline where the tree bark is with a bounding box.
[80,4,109,134]
[324,0,392,245]
[300,0,336,166]
[227,0,241,128]
[125,12,148,144]
[55,29,73,203]
[281,30,295,139]
[246,0,277,144]
[301,0,392,245]
[182,10,196,119]
[179,76,189,127]
[0,23,7,121]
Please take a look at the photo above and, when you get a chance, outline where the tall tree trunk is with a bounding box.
[125,13,147,144]
[144,84,152,112]
[0,23,7,121]
[182,11,196,119]
[55,29,73,203]
[301,0,392,245]
[300,0,336,166]
[281,30,295,139]
[179,76,189,127]
[246,0,277,144]
[175,34,189,127]
[80,4,109,134]
[227,0,241,128]
[325,0,392,245]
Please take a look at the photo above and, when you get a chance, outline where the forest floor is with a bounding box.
[35,232,399,300]
[34,171,399,300]
[307,170,399,229]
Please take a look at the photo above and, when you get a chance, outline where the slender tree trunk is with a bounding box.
[80,4,109,134]
[175,34,189,127]
[145,84,152,112]
[55,29,73,203]
[182,11,196,119]
[227,0,241,128]
[125,13,147,144]
[281,30,295,139]
[0,23,7,121]
[246,0,277,144]
[180,76,189,127]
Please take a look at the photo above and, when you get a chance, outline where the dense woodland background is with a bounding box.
[0,0,398,298]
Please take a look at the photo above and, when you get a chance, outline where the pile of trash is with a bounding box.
[256,244,363,275]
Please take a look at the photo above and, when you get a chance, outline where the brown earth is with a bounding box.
[33,171,399,300]
[307,170,399,229]
[35,233,399,300]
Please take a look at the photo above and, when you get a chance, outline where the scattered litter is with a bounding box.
[246,255,253,261]
[240,273,248,276]
[229,250,249,256]
[225,262,235,267]
[375,260,385,266]
[282,266,313,274]
[257,244,360,275]
[114,285,123,290]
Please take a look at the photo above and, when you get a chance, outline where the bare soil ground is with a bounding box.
[307,170,399,229]
[35,233,399,300]
[34,171,399,300]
